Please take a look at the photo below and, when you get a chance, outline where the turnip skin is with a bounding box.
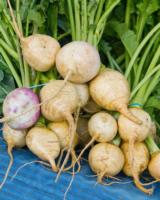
[48,121,79,171]
[73,83,89,107]
[21,34,60,72]
[121,142,150,176]
[118,108,152,142]
[3,123,27,148]
[89,143,124,183]
[89,69,141,124]
[40,80,78,122]
[56,41,101,83]
[2,88,40,130]
[0,123,27,189]
[148,152,160,179]
[26,127,60,172]
[88,112,117,142]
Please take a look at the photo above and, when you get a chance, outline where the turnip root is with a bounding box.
[89,143,124,183]
[26,127,60,172]
[1,123,27,189]
[118,108,152,194]
[89,68,141,124]
[77,117,91,146]
[73,84,89,107]
[121,142,152,194]
[76,112,117,164]
[48,121,80,171]
[56,41,100,83]
[7,0,60,72]
[40,80,78,179]
[83,98,101,114]
[1,88,40,130]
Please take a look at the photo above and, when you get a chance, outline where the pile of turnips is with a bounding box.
[0,0,160,194]
[1,39,160,194]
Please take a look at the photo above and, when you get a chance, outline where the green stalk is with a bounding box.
[136,15,147,43]
[23,61,30,87]
[74,0,81,40]
[81,0,87,41]
[93,0,120,46]
[87,2,98,44]
[16,0,23,35]
[33,72,40,93]
[67,0,76,40]
[57,31,71,40]
[116,54,125,65]
[0,39,18,60]
[145,136,159,154]
[0,23,13,47]
[133,31,160,88]
[112,135,121,146]
[95,0,105,25]
[125,23,160,78]
[124,0,131,69]
[130,64,160,101]
[0,47,22,87]
[143,70,160,104]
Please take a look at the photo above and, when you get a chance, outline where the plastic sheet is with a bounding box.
[0,129,159,200]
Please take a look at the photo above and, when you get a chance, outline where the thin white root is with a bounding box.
[11,160,50,181]
[0,146,13,190]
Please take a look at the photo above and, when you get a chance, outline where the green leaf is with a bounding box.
[28,8,46,28]
[0,0,7,12]
[145,96,160,109]
[110,22,138,56]
[0,69,4,82]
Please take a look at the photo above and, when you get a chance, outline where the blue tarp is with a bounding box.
[0,129,159,200]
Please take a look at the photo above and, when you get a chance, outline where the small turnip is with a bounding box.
[89,69,141,124]
[121,142,152,194]
[89,143,124,183]
[0,123,27,189]
[1,88,40,130]
[56,41,101,83]
[7,0,60,72]
[26,126,60,172]
[48,121,79,171]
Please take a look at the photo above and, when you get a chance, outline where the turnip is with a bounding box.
[89,68,141,124]
[145,136,160,180]
[77,117,91,146]
[0,88,40,130]
[56,41,101,83]
[40,80,78,179]
[0,123,27,189]
[73,84,89,107]
[76,111,117,163]
[7,0,60,72]
[118,108,152,194]
[48,121,80,171]
[121,142,152,194]
[26,126,60,172]
[83,98,101,114]
[88,143,124,183]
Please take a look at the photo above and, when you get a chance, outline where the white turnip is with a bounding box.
[56,41,100,83]
[26,126,60,172]
[89,143,124,183]
[73,84,89,107]
[7,0,60,72]
[121,142,152,194]
[89,68,141,124]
